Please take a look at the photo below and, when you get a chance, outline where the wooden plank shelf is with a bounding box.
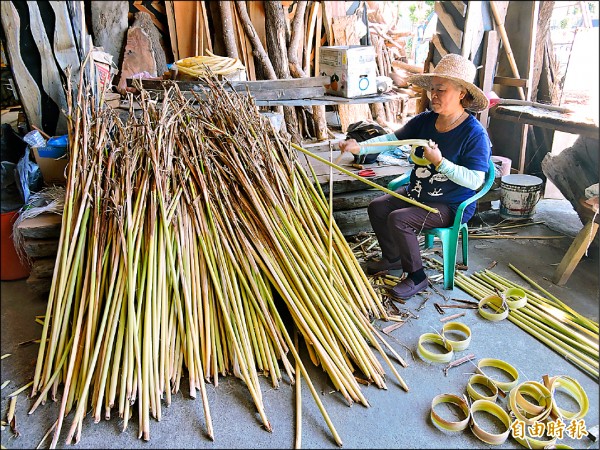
[490,105,599,140]
[127,77,408,107]
[255,91,408,107]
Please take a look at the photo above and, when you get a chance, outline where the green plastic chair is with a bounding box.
[387,158,495,289]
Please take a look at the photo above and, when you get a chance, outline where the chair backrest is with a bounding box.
[451,158,495,227]
[387,158,496,227]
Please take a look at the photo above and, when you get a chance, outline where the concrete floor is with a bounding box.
[1,198,599,449]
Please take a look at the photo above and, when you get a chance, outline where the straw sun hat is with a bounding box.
[407,53,489,112]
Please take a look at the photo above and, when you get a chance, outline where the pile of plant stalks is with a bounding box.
[29,66,408,448]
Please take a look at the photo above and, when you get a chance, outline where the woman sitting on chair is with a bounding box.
[338,53,491,300]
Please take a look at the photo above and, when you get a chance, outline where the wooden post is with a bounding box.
[477,30,499,128]
[490,1,525,100]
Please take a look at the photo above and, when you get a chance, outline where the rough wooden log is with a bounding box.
[264,2,291,78]
[219,1,239,59]
[265,0,300,143]
[117,26,157,94]
[538,35,560,106]
[133,11,168,76]
[90,1,129,69]
[235,1,277,80]
[369,102,387,127]
[531,1,555,103]
[288,1,308,78]
[66,1,91,62]
[286,1,327,141]
[391,60,424,74]
[542,135,599,223]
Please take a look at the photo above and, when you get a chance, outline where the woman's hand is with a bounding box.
[338,139,361,155]
[423,139,443,167]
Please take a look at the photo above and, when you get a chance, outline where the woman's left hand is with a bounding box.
[423,139,443,167]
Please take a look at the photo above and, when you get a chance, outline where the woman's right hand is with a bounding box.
[338,139,361,155]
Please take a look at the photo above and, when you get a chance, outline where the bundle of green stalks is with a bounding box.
[452,264,599,380]
[29,62,407,448]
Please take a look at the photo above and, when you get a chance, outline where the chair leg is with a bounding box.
[462,227,469,266]
[424,234,435,249]
[443,238,458,290]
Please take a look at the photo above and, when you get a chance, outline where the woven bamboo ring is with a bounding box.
[441,322,472,352]
[504,287,527,310]
[430,393,471,432]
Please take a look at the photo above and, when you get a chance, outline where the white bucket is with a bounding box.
[500,174,543,220]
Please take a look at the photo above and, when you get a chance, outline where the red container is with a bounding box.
[1,211,31,280]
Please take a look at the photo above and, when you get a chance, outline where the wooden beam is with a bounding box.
[134,76,327,92]
[493,76,528,88]
[552,220,599,286]
[165,1,179,60]
[232,1,253,79]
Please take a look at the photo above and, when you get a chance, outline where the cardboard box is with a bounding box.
[319,46,377,98]
[91,49,116,93]
[32,144,68,186]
